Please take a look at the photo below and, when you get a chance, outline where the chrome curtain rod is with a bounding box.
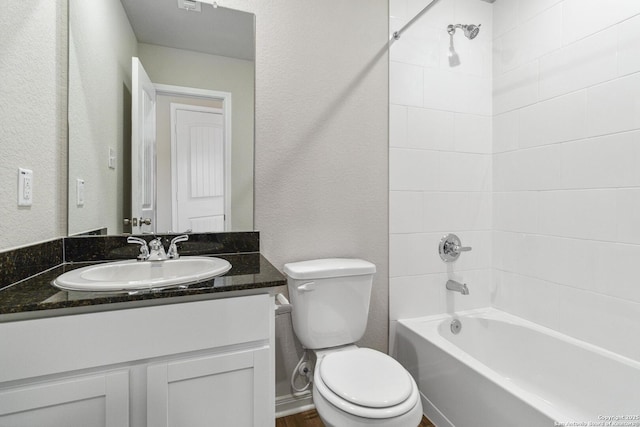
[392,0,442,40]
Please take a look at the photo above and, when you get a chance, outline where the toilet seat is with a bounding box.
[314,348,420,419]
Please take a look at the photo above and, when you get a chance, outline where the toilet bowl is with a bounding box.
[284,258,424,426]
[311,346,423,427]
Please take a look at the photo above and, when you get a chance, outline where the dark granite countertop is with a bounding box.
[0,253,285,322]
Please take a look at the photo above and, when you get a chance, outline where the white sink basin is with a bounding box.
[53,257,231,292]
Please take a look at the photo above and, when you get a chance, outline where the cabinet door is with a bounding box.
[148,347,271,427]
[0,371,129,427]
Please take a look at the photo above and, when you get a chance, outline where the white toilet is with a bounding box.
[284,258,423,427]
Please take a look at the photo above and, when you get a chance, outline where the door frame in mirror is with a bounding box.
[154,84,232,233]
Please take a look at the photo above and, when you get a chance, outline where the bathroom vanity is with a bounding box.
[0,232,284,427]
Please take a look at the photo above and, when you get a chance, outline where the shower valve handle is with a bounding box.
[439,234,472,262]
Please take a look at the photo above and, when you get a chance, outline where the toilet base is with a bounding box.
[313,383,424,427]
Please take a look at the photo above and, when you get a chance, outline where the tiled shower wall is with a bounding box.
[493,0,640,361]
[389,0,493,341]
[390,0,640,361]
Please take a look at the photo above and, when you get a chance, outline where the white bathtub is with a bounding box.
[395,308,640,427]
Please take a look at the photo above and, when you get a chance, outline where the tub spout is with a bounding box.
[446,279,469,295]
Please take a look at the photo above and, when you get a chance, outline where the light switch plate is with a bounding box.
[18,168,33,207]
[76,178,85,206]
[108,147,116,170]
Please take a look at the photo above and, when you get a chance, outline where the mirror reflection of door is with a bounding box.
[171,105,229,233]
[131,57,157,234]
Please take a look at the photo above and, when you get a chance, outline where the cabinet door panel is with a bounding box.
[148,348,270,427]
[0,371,129,427]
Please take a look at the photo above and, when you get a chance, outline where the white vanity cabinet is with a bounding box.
[0,294,275,427]
[0,370,129,427]
[147,347,271,427]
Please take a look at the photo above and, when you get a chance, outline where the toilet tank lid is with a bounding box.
[284,258,376,280]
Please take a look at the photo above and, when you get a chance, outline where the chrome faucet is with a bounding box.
[446,279,469,295]
[167,235,189,259]
[127,235,189,261]
[127,236,150,261]
[147,238,168,261]
[439,234,472,262]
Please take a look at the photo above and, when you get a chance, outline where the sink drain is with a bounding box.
[450,319,462,334]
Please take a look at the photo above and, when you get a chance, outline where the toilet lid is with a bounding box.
[319,348,413,408]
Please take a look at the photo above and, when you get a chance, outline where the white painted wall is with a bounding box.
[0,1,67,250]
[68,0,137,236]
[492,0,640,361]
[388,0,493,341]
[246,0,390,356]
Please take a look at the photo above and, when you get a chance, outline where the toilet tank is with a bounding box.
[284,258,376,350]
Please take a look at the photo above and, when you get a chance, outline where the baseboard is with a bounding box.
[275,392,315,418]
[420,391,453,427]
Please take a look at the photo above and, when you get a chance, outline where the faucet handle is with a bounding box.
[127,236,149,261]
[439,233,472,262]
[167,235,189,259]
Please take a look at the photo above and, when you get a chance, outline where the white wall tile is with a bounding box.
[517,0,562,24]
[407,0,455,31]
[618,13,640,76]
[390,0,408,22]
[562,0,640,46]
[423,192,492,232]
[495,4,562,74]
[557,285,640,361]
[495,145,562,191]
[448,37,492,78]
[390,24,444,69]
[492,191,538,234]
[491,151,515,192]
[438,152,491,191]
[593,241,640,304]
[533,236,600,293]
[586,73,640,137]
[518,90,587,149]
[492,270,560,331]
[389,274,446,320]
[494,61,538,114]
[424,68,492,115]
[389,148,440,191]
[537,190,617,241]
[560,132,640,189]
[389,233,447,277]
[389,104,408,148]
[493,0,517,39]
[454,113,492,153]
[390,61,423,107]
[538,27,618,100]
[616,189,640,245]
[390,191,423,234]
[407,107,454,151]
[493,110,519,153]
[449,231,492,271]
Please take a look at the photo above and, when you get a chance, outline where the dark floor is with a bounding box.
[276,409,435,427]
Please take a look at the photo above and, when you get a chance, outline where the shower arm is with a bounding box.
[447,24,463,35]
[392,0,442,40]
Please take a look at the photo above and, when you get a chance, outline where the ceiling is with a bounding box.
[120,0,255,61]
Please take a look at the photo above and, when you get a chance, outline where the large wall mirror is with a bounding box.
[68,0,255,236]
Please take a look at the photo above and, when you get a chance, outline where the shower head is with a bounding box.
[447,23,482,40]
[464,24,481,39]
